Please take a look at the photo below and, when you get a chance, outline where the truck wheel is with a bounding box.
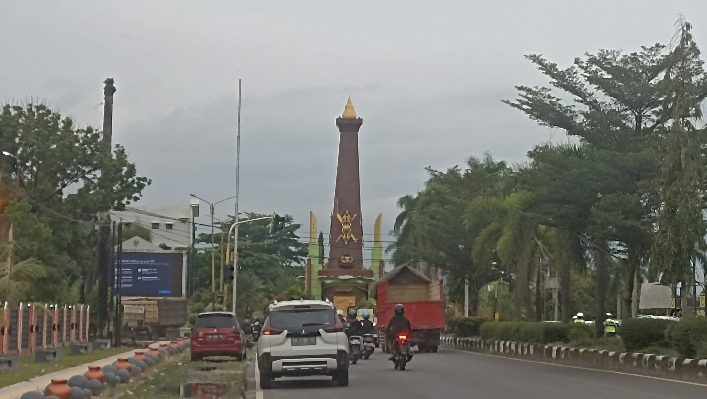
[431,346,438,353]
[190,354,201,361]
[260,371,272,389]
[335,368,349,386]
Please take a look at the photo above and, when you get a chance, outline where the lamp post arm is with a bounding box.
[225,216,274,261]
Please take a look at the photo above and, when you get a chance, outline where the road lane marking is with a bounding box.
[449,349,707,388]
[255,359,263,399]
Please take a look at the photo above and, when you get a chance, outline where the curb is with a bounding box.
[244,359,256,399]
[440,336,707,384]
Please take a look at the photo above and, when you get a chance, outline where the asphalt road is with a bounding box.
[259,348,707,399]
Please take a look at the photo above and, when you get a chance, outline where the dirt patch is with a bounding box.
[107,354,245,399]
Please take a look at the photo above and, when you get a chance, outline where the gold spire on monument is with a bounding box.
[342,97,357,119]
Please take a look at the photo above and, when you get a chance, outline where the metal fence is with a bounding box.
[0,303,90,355]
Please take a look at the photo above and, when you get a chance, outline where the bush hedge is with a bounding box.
[479,322,570,344]
[447,317,485,337]
[569,323,594,341]
[620,318,674,352]
[669,316,707,358]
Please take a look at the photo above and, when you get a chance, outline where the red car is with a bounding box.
[190,312,246,361]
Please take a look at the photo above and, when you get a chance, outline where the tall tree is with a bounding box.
[505,40,676,327]
[651,21,707,314]
[0,103,150,303]
[391,154,507,314]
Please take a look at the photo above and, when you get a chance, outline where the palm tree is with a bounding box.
[235,271,266,318]
[469,191,540,320]
[0,242,46,304]
[388,194,420,266]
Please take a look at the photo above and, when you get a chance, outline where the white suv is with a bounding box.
[256,300,349,388]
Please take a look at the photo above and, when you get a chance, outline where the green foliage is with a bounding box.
[569,323,594,342]
[389,154,508,313]
[0,103,150,307]
[620,318,674,352]
[669,316,707,358]
[447,317,486,337]
[650,23,707,292]
[479,322,570,344]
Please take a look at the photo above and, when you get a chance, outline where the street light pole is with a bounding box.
[190,193,237,294]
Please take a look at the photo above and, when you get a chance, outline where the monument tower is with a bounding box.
[305,98,382,309]
[327,97,365,270]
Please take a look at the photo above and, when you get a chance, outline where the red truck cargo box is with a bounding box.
[376,301,445,330]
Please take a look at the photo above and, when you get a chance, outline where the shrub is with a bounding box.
[479,322,570,344]
[621,318,674,352]
[669,316,707,358]
[447,317,485,337]
[569,323,594,342]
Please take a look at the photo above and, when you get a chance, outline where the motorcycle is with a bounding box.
[348,335,363,364]
[362,333,375,359]
[392,332,412,371]
[250,323,262,342]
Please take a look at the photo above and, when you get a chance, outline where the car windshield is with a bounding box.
[195,314,234,329]
[269,309,335,331]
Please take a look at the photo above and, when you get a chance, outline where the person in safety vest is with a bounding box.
[604,313,618,336]
[574,312,585,324]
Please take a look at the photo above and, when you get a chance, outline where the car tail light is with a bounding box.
[323,325,344,333]
[262,327,283,336]
[323,317,344,333]
[398,334,408,342]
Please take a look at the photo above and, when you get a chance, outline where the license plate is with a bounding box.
[208,334,223,340]
[291,337,316,346]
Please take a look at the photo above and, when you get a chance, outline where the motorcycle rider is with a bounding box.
[387,304,412,360]
[345,308,362,336]
[337,309,348,328]
[360,311,374,335]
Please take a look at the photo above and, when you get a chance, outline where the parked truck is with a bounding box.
[375,264,445,353]
[121,297,187,342]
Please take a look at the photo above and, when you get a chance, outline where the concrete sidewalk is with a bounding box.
[0,342,166,399]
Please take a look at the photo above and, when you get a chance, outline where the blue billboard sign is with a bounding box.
[118,252,182,297]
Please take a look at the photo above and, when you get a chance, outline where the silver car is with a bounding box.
[256,300,350,388]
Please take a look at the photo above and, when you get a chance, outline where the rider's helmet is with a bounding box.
[606,313,613,318]
[362,311,371,320]
[576,312,584,318]
[347,308,358,319]
[394,304,405,316]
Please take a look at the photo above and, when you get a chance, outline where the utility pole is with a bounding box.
[97,78,116,336]
[464,276,469,318]
[219,224,226,292]
[114,221,123,347]
[233,78,242,315]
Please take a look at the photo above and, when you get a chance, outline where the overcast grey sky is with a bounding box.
[1,1,706,256]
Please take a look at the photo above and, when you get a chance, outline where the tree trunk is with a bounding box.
[622,246,639,321]
[631,272,640,318]
[469,284,481,316]
[559,260,571,322]
[594,242,609,337]
[515,249,532,321]
[535,259,543,321]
